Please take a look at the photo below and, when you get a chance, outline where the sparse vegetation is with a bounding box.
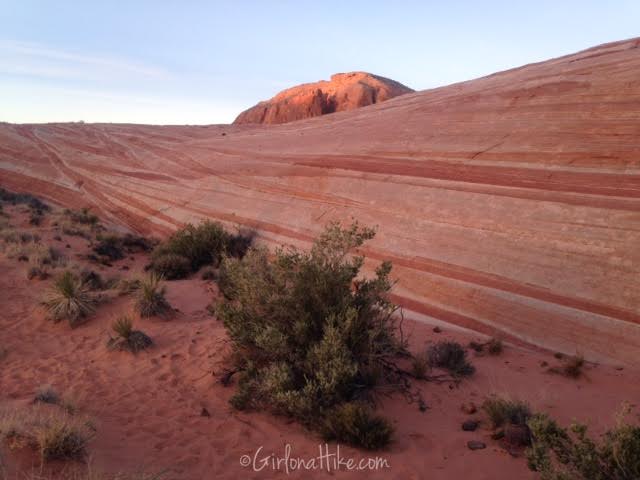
[43,271,96,327]
[527,406,640,480]
[107,315,153,353]
[58,207,103,239]
[135,273,171,318]
[469,337,503,355]
[217,221,405,449]
[427,341,475,376]
[548,354,584,379]
[64,207,99,226]
[0,406,93,462]
[0,188,50,214]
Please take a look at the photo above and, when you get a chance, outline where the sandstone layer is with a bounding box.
[1,38,639,364]
[233,71,413,124]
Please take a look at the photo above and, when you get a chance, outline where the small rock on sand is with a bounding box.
[462,420,479,431]
[467,440,486,450]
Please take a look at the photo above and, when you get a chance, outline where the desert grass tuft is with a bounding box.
[135,273,171,318]
[482,395,532,429]
[34,386,60,405]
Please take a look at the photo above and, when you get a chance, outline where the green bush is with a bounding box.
[93,232,154,262]
[322,402,394,450]
[150,221,230,278]
[217,221,404,449]
[149,253,191,280]
[150,221,253,279]
[527,408,640,480]
[427,341,475,376]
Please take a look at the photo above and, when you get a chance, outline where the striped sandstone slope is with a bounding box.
[1,38,639,364]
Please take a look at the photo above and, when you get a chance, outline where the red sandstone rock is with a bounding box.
[233,72,413,124]
[1,38,639,365]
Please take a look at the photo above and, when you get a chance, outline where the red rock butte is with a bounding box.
[1,38,639,365]
[233,72,414,124]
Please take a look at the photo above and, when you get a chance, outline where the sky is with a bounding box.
[1,1,638,125]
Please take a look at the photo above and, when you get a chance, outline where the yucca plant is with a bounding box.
[112,315,134,339]
[135,273,171,318]
[43,271,96,327]
[108,315,153,353]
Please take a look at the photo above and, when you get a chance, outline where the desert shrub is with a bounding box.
[58,208,103,239]
[527,407,640,480]
[149,253,191,280]
[92,233,154,262]
[30,244,65,269]
[548,354,584,379]
[34,386,59,405]
[135,273,171,317]
[64,207,99,226]
[483,396,532,429]
[411,351,430,380]
[427,341,475,376]
[79,269,105,290]
[217,221,404,449]
[1,229,40,246]
[322,402,394,450]
[36,418,89,461]
[0,188,49,213]
[120,233,155,252]
[107,315,153,353]
[92,234,125,261]
[227,228,255,259]
[150,221,231,278]
[27,266,49,280]
[29,212,44,226]
[43,271,96,326]
[487,337,504,355]
[200,267,218,281]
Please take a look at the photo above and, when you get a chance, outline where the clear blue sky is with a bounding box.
[1,1,638,124]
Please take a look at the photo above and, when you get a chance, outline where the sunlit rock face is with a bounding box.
[1,38,640,365]
[233,72,414,124]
